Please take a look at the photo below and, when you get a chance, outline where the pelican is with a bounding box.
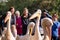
[1,11,16,40]
[41,18,53,40]
[29,9,42,40]
[16,22,35,40]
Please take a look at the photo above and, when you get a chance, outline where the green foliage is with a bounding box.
[0,0,60,17]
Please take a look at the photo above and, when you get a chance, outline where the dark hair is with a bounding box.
[42,9,48,13]
[8,7,14,11]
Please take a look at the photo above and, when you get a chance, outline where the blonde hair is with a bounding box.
[15,11,20,16]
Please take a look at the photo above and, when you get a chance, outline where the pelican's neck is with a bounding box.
[7,15,11,32]
[35,18,40,35]
[26,28,29,35]
[34,18,42,40]
[26,26,30,35]
[26,25,32,35]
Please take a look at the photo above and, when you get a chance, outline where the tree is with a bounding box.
[0,0,60,18]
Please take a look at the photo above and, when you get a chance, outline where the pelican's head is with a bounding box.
[29,9,42,20]
[7,11,12,18]
[7,11,12,15]
[41,18,53,27]
[4,11,12,23]
[27,22,35,35]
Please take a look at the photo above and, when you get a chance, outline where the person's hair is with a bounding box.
[23,7,28,11]
[22,7,28,16]
[52,13,58,18]
[15,10,20,15]
[42,9,48,13]
[8,7,15,11]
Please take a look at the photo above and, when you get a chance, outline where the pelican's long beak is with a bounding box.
[29,9,42,20]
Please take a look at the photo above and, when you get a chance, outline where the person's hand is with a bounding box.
[43,12,47,14]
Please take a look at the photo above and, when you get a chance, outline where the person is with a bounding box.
[58,25,60,40]
[58,16,60,40]
[21,8,31,35]
[39,9,52,36]
[40,9,52,27]
[41,9,52,19]
[4,7,17,37]
[15,11,23,35]
[52,13,60,40]
[8,7,16,25]
[0,16,3,36]
[4,7,16,25]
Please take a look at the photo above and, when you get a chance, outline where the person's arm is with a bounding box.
[46,13,52,19]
